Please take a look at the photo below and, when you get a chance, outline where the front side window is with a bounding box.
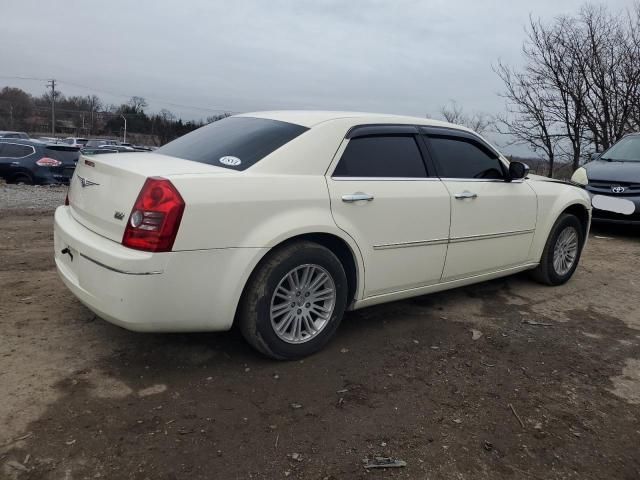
[427,136,504,179]
[157,117,308,171]
[333,135,427,178]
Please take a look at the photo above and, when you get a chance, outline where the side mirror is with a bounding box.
[590,152,601,161]
[508,161,529,181]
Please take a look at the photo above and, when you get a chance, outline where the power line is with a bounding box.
[0,75,50,82]
[59,80,237,114]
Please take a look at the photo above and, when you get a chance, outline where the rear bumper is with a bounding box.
[35,166,75,185]
[54,206,267,332]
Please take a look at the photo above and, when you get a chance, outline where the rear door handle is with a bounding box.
[342,193,374,202]
[454,191,478,200]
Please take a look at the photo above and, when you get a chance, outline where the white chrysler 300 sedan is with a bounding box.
[55,111,591,359]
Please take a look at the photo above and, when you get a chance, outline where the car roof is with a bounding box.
[0,138,44,146]
[236,110,470,130]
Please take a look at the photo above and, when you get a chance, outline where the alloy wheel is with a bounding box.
[269,264,336,344]
[553,226,579,276]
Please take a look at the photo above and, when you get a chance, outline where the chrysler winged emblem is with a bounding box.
[77,175,100,188]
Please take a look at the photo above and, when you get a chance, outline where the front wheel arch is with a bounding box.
[561,203,590,240]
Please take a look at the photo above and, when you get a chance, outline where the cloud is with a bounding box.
[1,0,635,153]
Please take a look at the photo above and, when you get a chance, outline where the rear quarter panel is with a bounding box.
[168,173,365,299]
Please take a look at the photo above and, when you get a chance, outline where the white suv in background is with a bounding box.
[64,138,89,148]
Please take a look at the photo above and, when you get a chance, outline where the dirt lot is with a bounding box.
[1,188,640,479]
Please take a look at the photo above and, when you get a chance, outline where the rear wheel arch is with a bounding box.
[10,171,35,184]
[233,232,361,327]
[285,233,360,307]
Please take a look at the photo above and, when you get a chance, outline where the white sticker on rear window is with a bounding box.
[219,156,241,166]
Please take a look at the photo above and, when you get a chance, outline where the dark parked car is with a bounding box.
[572,133,640,224]
[0,139,79,184]
[0,131,30,139]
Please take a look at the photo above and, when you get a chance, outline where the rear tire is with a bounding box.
[238,241,348,360]
[531,213,584,286]
[11,173,34,185]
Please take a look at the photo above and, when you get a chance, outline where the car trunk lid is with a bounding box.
[68,152,228,242]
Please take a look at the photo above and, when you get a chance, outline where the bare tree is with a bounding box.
[525,15,588,170]
[439,100,492,134]
[494,63,560,177]
[128,96,148,114]
[495,3,640,174]
[206,112,232,123]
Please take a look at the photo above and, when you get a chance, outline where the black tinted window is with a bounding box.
[0,143,34,158]
[157,117,308,171]
[428,136,504,179]
[45,146,80,164]
[333,135,426,178]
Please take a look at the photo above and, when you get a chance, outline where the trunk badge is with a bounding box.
[114,211,125,220]
[77,175,99,188]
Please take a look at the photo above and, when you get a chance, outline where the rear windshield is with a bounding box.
[156,117,308,171]
[45,145,80,164]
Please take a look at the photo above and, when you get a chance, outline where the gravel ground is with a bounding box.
[1,190,640,479]
[0,183,67,211]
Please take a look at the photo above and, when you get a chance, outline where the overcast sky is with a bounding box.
[1,0,636,152]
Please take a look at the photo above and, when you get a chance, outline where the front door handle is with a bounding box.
[454,191,478,200]
[342,193,374,202]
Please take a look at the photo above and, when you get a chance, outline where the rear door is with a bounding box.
[422,128,537,280]
[326,125,451,297]
[0,142,36,179]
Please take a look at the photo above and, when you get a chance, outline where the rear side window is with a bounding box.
[0,143,34,158]
[427,136,504,179]
[333,135,426,178]
[157,117,308,171]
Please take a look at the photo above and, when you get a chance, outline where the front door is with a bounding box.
[422,129,537,280]
[326,128,451,297]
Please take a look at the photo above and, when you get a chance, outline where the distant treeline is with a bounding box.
[0,87,231,145]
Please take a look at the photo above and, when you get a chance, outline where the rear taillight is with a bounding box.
[122,177,185,252]
[36,157,62,167]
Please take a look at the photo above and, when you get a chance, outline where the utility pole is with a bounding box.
[121,114,127,143]
[47,79,56,136]
[9,105,13,129]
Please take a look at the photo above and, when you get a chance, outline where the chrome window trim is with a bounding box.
[0,142,36,159]
[331,176,440,181]
[80,253,163,275]
[331,177,525,183]
[440,177,524,183]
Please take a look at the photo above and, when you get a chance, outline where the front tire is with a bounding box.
[531,213,584,285]
[238,241,348,360]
